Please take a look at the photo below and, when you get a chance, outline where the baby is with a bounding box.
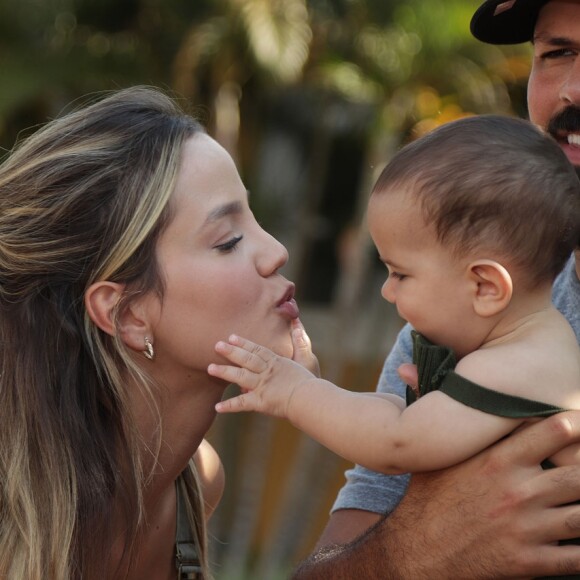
[208,115,580,475]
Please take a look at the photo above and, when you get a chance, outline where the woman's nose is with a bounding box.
[257,230,289,277]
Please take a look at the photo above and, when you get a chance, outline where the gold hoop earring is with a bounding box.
[143,336,154,360]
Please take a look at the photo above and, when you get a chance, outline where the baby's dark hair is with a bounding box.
[372,115,580,288]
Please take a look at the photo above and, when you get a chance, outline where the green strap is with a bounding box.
[407,331,456,405]
[440,371,567,418]
[408,330,567,418]
[175,475,203,580]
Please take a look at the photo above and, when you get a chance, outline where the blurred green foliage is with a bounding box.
[0,0,530,147]
[0,0,534,302]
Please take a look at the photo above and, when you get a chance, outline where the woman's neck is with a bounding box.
[131,370,227,502]
[109,371,227,578]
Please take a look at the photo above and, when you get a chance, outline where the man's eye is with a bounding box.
[540,48,576,60]
[215,235,243,252]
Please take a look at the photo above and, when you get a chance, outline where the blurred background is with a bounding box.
[0,0,531,577]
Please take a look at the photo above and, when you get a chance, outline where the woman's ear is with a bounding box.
[85,281,125,336]
[85,281,151,352]
[468,259,513,317]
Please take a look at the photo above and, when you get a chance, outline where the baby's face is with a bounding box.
[367,189,478,354]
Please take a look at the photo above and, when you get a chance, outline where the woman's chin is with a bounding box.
[266,334,294,359]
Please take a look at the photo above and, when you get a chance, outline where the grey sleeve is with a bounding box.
[331,323,413,515]
[552,254,580,343]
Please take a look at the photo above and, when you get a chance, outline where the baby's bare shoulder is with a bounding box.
[456,332,580,410]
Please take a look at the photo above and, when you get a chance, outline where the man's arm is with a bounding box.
[294,412,580,579]
[315,508,382,549]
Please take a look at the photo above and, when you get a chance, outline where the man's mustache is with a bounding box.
[547,106,580,138]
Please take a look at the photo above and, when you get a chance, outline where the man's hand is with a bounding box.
[394,412,580,578]
[294,411,580,579]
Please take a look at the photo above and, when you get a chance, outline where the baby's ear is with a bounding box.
[85,281,150,352]
[468,259,513,317]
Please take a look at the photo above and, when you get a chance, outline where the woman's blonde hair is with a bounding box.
[0,86,209,579]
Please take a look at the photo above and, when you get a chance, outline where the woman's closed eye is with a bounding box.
[214,235,243,253]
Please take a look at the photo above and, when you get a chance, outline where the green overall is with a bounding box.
[408,331,578,580]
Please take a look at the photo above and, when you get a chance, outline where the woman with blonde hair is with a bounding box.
[0,86,310,579]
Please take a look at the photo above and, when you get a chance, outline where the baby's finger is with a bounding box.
[207,362,258,389]
[215,393,254,414]
[291,318,320,376]
[398,363,418,387]
[214,337,270,373]
[228,334,275,359]
[291,318,311,355]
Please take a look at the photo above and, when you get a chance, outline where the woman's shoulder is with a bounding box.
[193,439,225,521]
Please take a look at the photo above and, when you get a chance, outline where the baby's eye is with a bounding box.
[215,235,243,253]
[389,271,407,281]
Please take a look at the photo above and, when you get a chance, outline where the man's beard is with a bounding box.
[546,105,580,179]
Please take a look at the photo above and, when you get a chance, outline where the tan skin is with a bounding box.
[114,442,224,579]
[85,134,315,579]
[301,1,580,576]
[295,412,580,579]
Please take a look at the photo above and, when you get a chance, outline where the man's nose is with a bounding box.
[561,58,580,106]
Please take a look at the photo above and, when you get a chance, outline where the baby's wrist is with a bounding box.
[285,379,315,425]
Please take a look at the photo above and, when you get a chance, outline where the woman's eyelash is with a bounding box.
[215,235,243,252]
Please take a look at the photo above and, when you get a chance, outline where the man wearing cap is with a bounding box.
[294,1,580,577]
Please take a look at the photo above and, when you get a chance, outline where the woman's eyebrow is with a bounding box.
[204,200,244,224]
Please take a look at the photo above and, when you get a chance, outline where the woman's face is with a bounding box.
[144,133,298,385]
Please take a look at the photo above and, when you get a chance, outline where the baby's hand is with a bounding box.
[398,363,419,399]
[397,363,418,388]
[208,334,317,419]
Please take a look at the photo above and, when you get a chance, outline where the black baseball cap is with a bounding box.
[470,0,549,44]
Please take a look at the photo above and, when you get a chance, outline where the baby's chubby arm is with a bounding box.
[210,334,527,474]
[208,335,423,472]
